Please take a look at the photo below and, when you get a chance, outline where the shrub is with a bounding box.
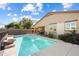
[39,31,44,35]
[58,30,79,45]
[48,32,54,38]
[58,34,65,40]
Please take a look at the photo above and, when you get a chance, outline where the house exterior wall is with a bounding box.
[33,12,79,35]
[57,23,64,35]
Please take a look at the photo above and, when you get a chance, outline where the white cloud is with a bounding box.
[21,4,34,12]
[32,12,39,15]
[14,14,17,16]
[12,17,18,22]
[0,3,7,10]
[7,7,11,10]
[32,18,40,25]
[7,13,18,17]
[20,15,32,20]
[62,3,73,9]
[32,18,40,20]
[64,9,67,11]
[0,3,11,10]
[36,3,43,11]
[52,10,56,12]
[7,13,11,16]
[19,15,25,19]
[19,15,40,22]
[21,3,43,15]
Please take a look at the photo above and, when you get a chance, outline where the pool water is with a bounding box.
[15,34,56,56]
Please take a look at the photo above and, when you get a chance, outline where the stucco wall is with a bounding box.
[34,13,79,27]
[34,13,79,35]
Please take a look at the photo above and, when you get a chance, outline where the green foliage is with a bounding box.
[14,23,23,29]
[6,22,23,29]
[6,17,33,29]
[58,34,65,40]
[58,30,79,45]
[48,32,54,38]
[39,31,44,35]
[6,22,15,28]
[23,19,32,29]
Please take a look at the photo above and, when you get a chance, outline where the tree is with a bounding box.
[6,17,33,29]
[20,17,33,29]
[6,22,15,28]
[23,21,32,29]
[6,22,23,29]
[14,23,23,29]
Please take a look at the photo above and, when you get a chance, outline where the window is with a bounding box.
[49,23,56,31]
[65,21,76,30]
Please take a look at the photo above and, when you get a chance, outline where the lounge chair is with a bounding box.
[4,35,15,49]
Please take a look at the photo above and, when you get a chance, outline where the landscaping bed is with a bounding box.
[58,30,79,45]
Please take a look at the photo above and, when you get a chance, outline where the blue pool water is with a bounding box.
[15,34,56,56]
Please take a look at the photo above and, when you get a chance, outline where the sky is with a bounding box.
[0,3,79,25]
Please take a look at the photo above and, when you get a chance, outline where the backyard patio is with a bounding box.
[0,37,79,56]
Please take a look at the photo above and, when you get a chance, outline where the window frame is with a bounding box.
[65,20,77,30]
[49,23,57,31]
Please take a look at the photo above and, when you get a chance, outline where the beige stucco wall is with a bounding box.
[34,13,79,34]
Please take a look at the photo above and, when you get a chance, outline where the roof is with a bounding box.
[33,10,79,27]
[48,10,79,15]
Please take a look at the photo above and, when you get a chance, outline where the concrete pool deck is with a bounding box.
[33,39,79,56]
[3,46,16,56]
[0,39,79,56]
[0,46,16,56]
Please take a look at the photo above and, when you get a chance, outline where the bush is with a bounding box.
[48,32,54,38]
[58,34,65,40]
[58,30,79,45]
[39,31,44,35]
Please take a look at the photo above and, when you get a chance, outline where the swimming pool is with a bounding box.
[15,34,56,56]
